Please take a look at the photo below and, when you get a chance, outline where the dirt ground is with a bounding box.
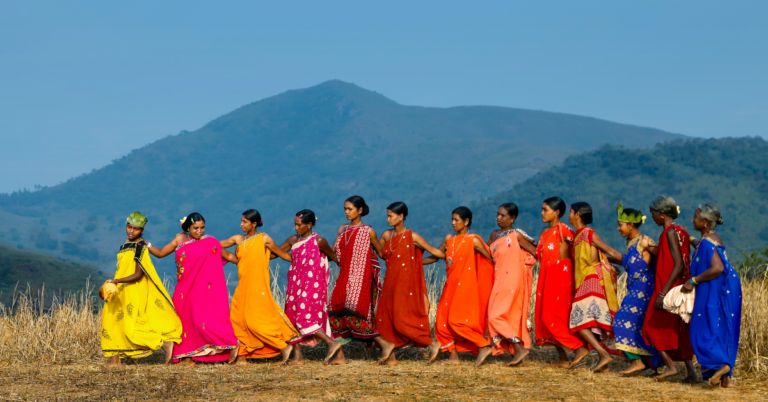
[0,348,764,401]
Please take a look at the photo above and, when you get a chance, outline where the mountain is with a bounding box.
[0,80,685,277]
[0,244,107,304]
[470,137,768,255]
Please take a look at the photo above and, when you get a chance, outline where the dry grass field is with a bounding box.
[0,264,766,401]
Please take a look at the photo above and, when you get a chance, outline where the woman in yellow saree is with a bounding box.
[101,212,182,366]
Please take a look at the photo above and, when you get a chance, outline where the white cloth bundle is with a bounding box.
[663,285,695,324]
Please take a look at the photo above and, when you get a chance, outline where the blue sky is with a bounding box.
[1,1,766,193]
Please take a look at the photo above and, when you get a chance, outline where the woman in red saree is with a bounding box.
[643,195,697,382]
[376,202,444,365]
[327,195,394,364]
[535,197,587,368]
[425,206,494,367]
[487,203,538,367]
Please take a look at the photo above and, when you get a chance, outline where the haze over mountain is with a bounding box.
[472,137,768,255]
[0,80,685,277]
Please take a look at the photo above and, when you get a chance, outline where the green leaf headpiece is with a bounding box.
[617,200,645,224]
[126,211,148,228]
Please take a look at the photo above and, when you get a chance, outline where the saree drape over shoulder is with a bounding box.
[377,231,432,348]
[642,224,694,360]
[231,234,300,358]
[101,241,182,358]
[689,239,742,379]
[436,234,494,355]
[615,235,660,360]
[535,224,583,350]
[285,233,332,346]
[488,230,536,356]
[172,236,237,362]
[330,225,381,339]
[569,227,619,338]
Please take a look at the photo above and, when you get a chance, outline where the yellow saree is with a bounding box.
[101,241,182,358]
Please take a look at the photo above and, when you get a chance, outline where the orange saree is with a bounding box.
[436,234,494,355]
[376,231,432,347]
[231,234,300,358]
[488,230,536,356]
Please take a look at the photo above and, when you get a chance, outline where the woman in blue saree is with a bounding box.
[682,204,742,388]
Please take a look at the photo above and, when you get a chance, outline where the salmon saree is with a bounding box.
[330,225,381,339]
[377,231,432,348]
[488,230,536,356]
[535,223,584,350]
[436,234,493,355]
[642,224,694,360]
[231,234,300,358]
[101,241,181,358]
[285,233,332,346]
[569,227,618,337]
[172,236,237,362]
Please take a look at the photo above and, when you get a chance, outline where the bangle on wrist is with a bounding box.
[689,236,696,242]
[114,278,119,284]
[690,277,697,285]
[658,291,666,297]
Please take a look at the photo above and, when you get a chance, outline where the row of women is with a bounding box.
[100,195,741,387]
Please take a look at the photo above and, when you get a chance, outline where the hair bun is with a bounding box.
[361,204,370,217]
[717,217,724,225]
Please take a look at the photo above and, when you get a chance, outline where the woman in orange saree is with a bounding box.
[220,209,300,364]
[376,202,444,365]
[425,206,494,367]
[487,203,538,367]
[535,197,587,368]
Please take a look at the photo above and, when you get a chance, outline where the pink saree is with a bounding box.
[172,236,238,362]
[285,233,331,346]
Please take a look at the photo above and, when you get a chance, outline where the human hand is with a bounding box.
[654,296,664,310]
[681,282,694,294]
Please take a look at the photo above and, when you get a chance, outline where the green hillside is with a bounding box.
[470,137,768,255]
[0,80,683,276]
[0,244,107,304]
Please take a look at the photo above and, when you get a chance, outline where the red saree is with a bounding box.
[534,223,584,350]
[642,224,694,359]
[436,234,494,355]
[376,231,432,347]
[330,225,381,339]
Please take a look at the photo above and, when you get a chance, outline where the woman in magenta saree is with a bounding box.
[149,213,239,364]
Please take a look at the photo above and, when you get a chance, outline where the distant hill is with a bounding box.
[0,80,684,276]
[0,245,107,304]
[470,137,768,255]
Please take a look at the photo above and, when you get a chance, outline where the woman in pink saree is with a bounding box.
[148,212,239,365]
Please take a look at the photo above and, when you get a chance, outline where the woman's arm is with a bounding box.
[221,248,238,264]
[317,236,339,264]
[423,235,449,265]
[682,244,725,293]
[109,261,145,284]
[487,230,498,246]
[655,229,685,309]
[369,227,384,259]
[473,236,493,261]
[413,232,446,259]
[220,234,244,249]
[516,232,538,258]
[592,232,623,262]
[264,233,292,262]
[147,234,183,258]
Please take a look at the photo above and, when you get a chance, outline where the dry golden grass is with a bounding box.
[0,263,765,400]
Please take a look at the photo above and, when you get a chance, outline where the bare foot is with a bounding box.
[654,366,679,382]
[178,357,196,366]
[592,354,613,373]
[228,347,239,364]
[326,353,348,365]
[708,365,731,387]
[323,340,342,364]
[547,360,571,369]
[442,349,461,365]
[106,356,122,367]
[234,356,248,366]
[569,347,589,369]
[619,359,646,375]
[377,339,396,365]
[162,342,174,365]
[382,353,398,366]
[280,344,293,365]
[474,346,492,368]
[427,341,441,364]
[721,376,733,388]
[507,348,529,367]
